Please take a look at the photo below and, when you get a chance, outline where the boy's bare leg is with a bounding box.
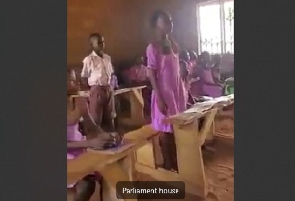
[88,86,104,129]
[103,88,116,133]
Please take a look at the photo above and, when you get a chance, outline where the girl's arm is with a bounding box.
[146,44,166,108]
[81,112,105,136]
[67,100,81,125]
[189,67,201,83]
[67,140,91,149]
[200,69,220,86]
[147,68,164,101]
[67,138,107,150]
[188,74,200,83]
[67,114,80,125]
[213,78,224,86]
[203,80,220,86]
[212,69,224,86]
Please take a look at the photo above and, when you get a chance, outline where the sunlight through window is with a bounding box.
[197,0,234,54]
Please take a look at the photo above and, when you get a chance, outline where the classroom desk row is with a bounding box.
[68,94,234,201]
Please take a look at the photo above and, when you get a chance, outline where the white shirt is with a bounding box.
[81,51,114,86]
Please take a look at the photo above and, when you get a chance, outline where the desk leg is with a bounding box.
[205,121,215,142]
[123,152,137,181]
[173,119,208,198]
[129,89,145,126]
[214,108,234,138]
[136,139,156,169]
[98,155,137,201]
[200,109,218,144]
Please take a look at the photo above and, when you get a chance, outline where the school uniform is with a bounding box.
[128,65,147,83]
[146,42,186,171]
[81,51,116,132]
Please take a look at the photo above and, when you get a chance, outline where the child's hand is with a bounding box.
[218,83,225,88]
[88,136,115,150]
[88,137,105,150]
[99,131,115,140]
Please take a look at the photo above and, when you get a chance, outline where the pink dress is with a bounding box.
[188,61,195,74]
[129,65,147,82]
[67,124,85,188]
[189,64,201,98]
[146,44,186,133]
[190,81,201,97]
[200,68,222,98]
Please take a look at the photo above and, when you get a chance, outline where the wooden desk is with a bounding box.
[67,125,159,201]
[115,86,146,127]
[78,86,146,127]
[135,95,234,198]
[214,102,234,140]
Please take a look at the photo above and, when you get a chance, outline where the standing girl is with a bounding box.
[146,10,186,171]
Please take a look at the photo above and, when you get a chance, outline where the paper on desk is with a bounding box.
[183,95,234,114]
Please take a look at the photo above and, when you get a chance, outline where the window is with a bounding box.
[197,0,234,54]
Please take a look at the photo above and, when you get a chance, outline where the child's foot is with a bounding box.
[160,164,178,173]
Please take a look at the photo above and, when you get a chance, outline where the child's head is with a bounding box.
[179,60,189,79]
[134,55,144,66]
[67,69,78,94]
[179,50,190,62]
[188,50,198,62]
[199,51,211,66]
[150,10,173,34]
[89,33,105,53]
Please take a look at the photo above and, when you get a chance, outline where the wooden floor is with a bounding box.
[136,137,234,201]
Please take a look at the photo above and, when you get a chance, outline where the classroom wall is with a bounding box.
[67,0,200,67]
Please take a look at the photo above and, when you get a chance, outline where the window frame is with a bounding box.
[196,0,234,54]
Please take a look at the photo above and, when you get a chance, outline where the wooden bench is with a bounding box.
[67,125,158,201]
[134,95,234,198]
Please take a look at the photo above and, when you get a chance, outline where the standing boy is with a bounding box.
[80,33,116,133]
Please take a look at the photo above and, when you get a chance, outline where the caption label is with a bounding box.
[116,181,185,199]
